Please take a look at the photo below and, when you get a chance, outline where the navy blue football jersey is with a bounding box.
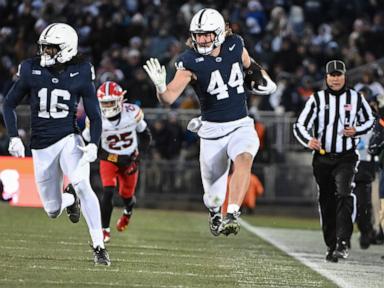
[175,34,248,122]
[3,57,101,149]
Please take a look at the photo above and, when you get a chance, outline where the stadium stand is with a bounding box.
[1,0,384,209]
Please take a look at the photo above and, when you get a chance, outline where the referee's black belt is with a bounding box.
[316,149,355,158]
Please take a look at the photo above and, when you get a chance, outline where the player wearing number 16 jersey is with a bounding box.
[144,8,277,237]
[82,81,151,243]
[3,23,110,265]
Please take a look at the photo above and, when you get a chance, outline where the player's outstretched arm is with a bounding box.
[143,58,191,105]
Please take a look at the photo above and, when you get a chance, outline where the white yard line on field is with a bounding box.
[240,219,384,288]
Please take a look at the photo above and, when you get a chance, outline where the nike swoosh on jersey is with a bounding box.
[70,72,79,77]
[229,44,236,51]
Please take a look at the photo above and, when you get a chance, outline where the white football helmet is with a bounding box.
[38,23,78,67]
[190,8,225,55]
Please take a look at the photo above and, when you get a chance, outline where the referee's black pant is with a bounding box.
[312,150,358,250]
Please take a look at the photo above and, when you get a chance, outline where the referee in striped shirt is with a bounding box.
[293,60,375,262]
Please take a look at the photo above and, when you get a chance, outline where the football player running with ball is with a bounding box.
[82,81,151,243]
[3,23,110,265]
[144,8,276,236]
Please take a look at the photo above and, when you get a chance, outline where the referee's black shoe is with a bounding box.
[359,233,371,250]
[325,249,338,263]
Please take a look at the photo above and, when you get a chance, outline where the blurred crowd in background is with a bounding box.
[1,0,384,161]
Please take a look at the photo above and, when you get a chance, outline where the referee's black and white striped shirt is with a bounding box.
[293,89,375,153]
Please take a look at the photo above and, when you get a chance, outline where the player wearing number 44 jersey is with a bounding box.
[82,81,151,243]
[144,8,277,236]
[3,23,110,265]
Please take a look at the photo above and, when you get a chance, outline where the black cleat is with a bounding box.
[208,210,222,236]
[93,246,111,266]
[64,184,80,223]
[325,249,338,263]
[333,241,349,259]
[220,212,240,236]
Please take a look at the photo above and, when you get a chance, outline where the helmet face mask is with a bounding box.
[191,32,216,55]
[190,8,225,55]
[97,81,126,118]
[100,99,122,118]
[38,23,78,67]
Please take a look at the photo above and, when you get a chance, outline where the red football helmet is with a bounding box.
[97,81,126,118]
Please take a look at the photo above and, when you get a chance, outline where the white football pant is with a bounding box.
[32,133,104,248]
[199,117,259,210]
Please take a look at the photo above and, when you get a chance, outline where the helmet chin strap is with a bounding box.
[40,54,56,67]
[195,42,216,55]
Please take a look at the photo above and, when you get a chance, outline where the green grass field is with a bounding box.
[0,203,337,288]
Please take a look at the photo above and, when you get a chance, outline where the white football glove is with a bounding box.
[8,137,25,158]
[187,117,202,133]
[143,58,167,93]
[253,71,277,95]
[77,143,98,163]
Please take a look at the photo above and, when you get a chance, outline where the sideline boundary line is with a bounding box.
[239,219,349,288]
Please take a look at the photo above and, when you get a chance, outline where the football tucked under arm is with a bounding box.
[244,59,277,95]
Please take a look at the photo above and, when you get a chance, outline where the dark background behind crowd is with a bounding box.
[1,0,384,161]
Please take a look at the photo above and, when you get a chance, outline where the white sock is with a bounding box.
[90,229,104,249]
[227,204,240,214]
[209,207,220,213]
[61,192,75,213]
[74,180,104,249]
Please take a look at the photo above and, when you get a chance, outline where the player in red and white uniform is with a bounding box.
[83,81,151,243]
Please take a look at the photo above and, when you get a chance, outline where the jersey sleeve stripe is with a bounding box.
[134,110,143,123]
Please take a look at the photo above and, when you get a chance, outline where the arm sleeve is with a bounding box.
[293,96,317,148]
[138,126,152,153]
[355,94,375,136]
[133,106,146,132]
[81,66,101,145]
[3,63,29,137]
